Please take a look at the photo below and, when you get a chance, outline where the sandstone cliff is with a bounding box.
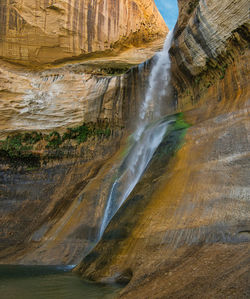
[0,1,249,297]
[76,1,250,298]
[0,60,153,265]
[0,0,167,65]
[0,56,154,138]
[0,1,167,264]
[171,0,249,110]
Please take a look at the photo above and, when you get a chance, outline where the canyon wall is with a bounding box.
[0,60,153,265]
[0,2,249,298]
[0,0,167,65]
[0,0,167,137]
[171,0,249,110]
[0,59,151,138]
[0,1,168,264]
[77,1,250,298]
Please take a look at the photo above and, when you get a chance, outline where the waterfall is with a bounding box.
[99,30,174,238]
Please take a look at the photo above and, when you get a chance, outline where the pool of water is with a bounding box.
[0,265,120,299]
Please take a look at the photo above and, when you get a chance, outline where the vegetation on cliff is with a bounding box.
[0,121,121,169]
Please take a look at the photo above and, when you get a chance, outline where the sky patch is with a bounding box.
[154,0,179,30]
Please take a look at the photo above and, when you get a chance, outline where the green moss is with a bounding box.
[157,113,191,158]
[45,131,62,149]
[0,134,32,157]
[0,121,117,168]
[173,113,191,131]
[144,113,191,174]
[78,62,134,76]
[99,66,130,76]
[62,123,112,144]
[22,132,42,144]
[219,63,228,79]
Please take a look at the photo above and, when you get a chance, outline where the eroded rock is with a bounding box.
[0,0,167,65]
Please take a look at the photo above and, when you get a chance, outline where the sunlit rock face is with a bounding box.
[0,0,168,135]
[0,57,155,265]
[77,1,250,298]
[77,97,250,298]
[0,0,167,136]
[0,56,156,137]
[0,1,168,264]
[0,0,167,65]
[0,5,249,297]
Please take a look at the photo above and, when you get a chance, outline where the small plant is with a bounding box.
[0,134,32,157]
[173,113,191,131]
[22,132,42,144]
[76,125,89,144]
[194,76,201,85]
[219,63,228,80]
[45,131,62,149]
[0,120,117,168]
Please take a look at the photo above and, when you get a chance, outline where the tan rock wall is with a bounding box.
[0,130,125,264]
[77,44,250,299]
[0,0,167,65]
[75,1,250,297]
[0,58,153,138]
[170,0,249,109]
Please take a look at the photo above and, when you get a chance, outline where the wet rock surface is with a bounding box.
[0,45,164,137]
[77,1,250,297]
[77,86,250,297]
[0,1,249,298]
[0,0,166,264]
[0,130,124,264]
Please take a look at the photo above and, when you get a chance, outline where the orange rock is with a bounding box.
[0,0,167,65]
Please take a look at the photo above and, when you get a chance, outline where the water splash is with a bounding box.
[99,30,174,238]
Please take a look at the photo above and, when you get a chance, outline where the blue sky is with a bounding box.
[154,0,179,30]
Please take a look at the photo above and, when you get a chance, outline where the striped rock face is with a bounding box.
[75,1,250,298]
[0,0,167,65]
[170,0,249,110]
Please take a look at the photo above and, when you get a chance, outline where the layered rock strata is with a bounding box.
[170,0,249,110]
[78,53,250,298]
[0,3,249,298]
[0,129,125,264]
[0,54,157,264]
[0,0,168,264]
[78,95,250,297]
[77,0,250,297]
[0,56,157,138]
[0,0,167,65]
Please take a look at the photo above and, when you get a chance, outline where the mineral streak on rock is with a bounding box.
[0,1,249,297]
[0,0,167,65]
[76,1,250,298]
[0,57,155,137]
[170,0,249,109]
[0,0,167,265]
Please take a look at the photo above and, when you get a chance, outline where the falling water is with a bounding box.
[99,30,174,238]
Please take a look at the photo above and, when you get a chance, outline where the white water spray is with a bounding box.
[99,30,174,237]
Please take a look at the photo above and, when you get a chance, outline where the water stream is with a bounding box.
[99,30,174,237]
[0,31,174,299]
[0,265,120,299]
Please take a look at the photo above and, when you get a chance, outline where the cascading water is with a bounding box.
[99,30,174,238]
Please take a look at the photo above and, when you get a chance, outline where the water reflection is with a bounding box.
[0,265,120,299]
